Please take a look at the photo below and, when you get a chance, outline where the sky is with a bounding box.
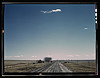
[4,4,96,60]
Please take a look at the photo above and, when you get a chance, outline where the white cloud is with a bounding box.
[14,56,20,58]
[31,56,37,58]
[5,55,24,58]
[46,55,52,57]
[52,9,61,12]
[41,9,61,13]
[41,11,47,13]
[84,28,88,30]
[83,54,95,59]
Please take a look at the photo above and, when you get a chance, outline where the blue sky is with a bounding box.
[4,4,96,60]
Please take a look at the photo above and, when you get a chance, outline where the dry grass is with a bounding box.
[62,61,96,72]
[4,60,96,72]
[4,60,47,72]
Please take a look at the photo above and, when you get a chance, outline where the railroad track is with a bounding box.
[32,62,55,72]
[32,61,72,72]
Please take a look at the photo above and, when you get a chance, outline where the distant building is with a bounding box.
[44,57,52,62]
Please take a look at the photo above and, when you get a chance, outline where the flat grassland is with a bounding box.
[4,60,47,72]
[62,60,96,72]
[4,60,96,72]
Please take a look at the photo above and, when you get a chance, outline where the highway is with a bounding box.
[32,61,72,72]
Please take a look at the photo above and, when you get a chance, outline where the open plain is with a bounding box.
[4,60,96,72]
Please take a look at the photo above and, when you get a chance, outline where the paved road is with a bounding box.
[32,61,72,72]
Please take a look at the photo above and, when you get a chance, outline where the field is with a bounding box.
[4,60,47,72]
[62,60,96,72]
[4,60,96,72]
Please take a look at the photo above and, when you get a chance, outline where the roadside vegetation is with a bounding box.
[62,61,96,72]
[4,60,47,72]
[4,60,96,72]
